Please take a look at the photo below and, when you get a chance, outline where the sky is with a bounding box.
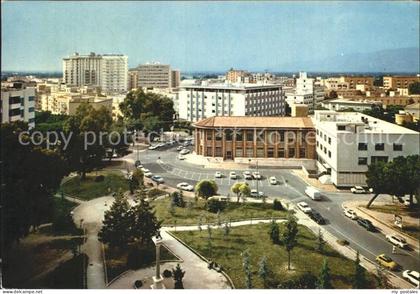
[2,1,419,72]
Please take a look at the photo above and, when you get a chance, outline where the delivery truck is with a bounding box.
[305,186,322,200]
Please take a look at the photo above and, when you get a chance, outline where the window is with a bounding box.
[393,144,403,151]
[246,130,254,141]
[328,151,331,158]
[235,147,243,157]
[206,147,212,156]
[278,148,285,158]
[215,147,222,157]
[206,131,212,140]
[235,130,243,141]
[328,137,331,144]
[288,148,295,158]
[337,125,346,131]
[358,143,368,151]
[257,147,264,157]
[371,156,388,164]
[215,132,222,141]
[246,148,254,157]
[375,143,385,151]
[267,148,274,158]
[358,157,368,165]
[225,130,233,141]
[299,148,306,158]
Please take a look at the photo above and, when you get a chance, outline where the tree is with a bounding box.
[329,90,338,99]
[317,228,326,253]
[130,197,162,244]
[171,191,185,208]
[282,213,299,270]
[239,183,251,202]
[258,256,269,288]
[366,160,390,208]
[223,222,230,238]
[1,122,68,247]
[98,194,133,248]
[129,169,144,194]
[269,220,280,244]
[195,180,218,199]
[408,81,420,95]
[231,182,242,202]
[352,251,368,289]
[375,265,390,289]
[242,249,252,289]
[172,264,185,289]
[317,258,333,289]
[63,104,112,179]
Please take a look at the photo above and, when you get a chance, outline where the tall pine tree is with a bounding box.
[352,251,368,289]
[317,258,333,289]
[130,198,162,244]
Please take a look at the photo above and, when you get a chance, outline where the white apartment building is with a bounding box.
[63,52,128,94]
[286,72,324,114]
[178,82,285,122]
[1,83,36,128]
[136,63,180,89]
[314,111,420,187]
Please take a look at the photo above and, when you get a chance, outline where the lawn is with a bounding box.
[369,203,420,218]
[105,243,180,282]
[153,197,287,226]
[61,170,128,201]
[174,224,375,289]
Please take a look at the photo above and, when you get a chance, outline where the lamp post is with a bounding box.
[151,234,165,289]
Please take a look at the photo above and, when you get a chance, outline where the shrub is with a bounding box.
[206,199,226,213]
[148,188,166,198]
[134,280,143,288]
[163,269,172,278]
[126,246,154,269]
[95,175,105,182]
[195,180,218,199]
[277,272,317,289]
[273,199,283,211]
[171,191,185,208]
[337,239,349,246]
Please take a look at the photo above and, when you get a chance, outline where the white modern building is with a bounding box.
[286,72,324,114]
[1,82,36,128]
[63,52,128,94]
[314,110,420,187]
[321,99,382,112]
[178,82,285,122]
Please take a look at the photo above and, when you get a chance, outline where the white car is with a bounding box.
[250,189,264,198]
[144,171,153,178]
[402,270,419,287]
[385,234,408,249]
[229,171,237,179]
[176,146,183,151]
[177,182,194,191]
[297,201,312,214]
[177,155,186,160]
[179,148,190,155]
[269,176,277,185]
[136,164,143,169]
[157,143,166,148]
[252,171,262,180]
[350,186,367,194]
[148,145,158,150]
[141,167,150,173]
[243,171,253,180]
[344,208,358,220]
[215,171,223,178]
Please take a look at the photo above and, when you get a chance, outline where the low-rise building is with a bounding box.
[226,69,254,83]
[404,103,420,122]
[314,110,420,187]
[178,82,285,122]
[383,75,420,89]
[1,82,36,128]
[321,99,382,112]
[193,116,316,168]
[342,76,374,90]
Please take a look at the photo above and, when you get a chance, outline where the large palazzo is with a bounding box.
[193,116,316,161]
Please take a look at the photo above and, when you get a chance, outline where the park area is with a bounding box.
[174,223,376,289]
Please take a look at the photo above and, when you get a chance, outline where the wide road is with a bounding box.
[126,144,419,287]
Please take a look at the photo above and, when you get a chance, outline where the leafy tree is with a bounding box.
[129,169,144,194]
[352,251,368,289]
[273,199,283,210]
[171,191,185,208]
[130,197,162,245]
[231,182,243,202]
[1,122,68,247]
[206,199,226,213]
[242,249,252,289]
[269,220,280,244]
[329,90,338,99]
[282,213,299,270]
[98,194,133,248]
[195,180,218,199]
[63,104,112,179]
[317,258,333,289]
[239,183,251,202]
[258,256,270,288]
[366,161,390,208]
[172,264,185,289]
[408,81,420,95]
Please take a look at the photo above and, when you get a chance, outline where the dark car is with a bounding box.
[357,218,375,231]
[310,211,326,225]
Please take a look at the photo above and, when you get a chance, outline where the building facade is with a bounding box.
[226,69,254,83]
[321,98,382,112]
[342,76,374,90]
[63,52,128,93]
[193,116,316,166]
[178,83,285,122]
[136,63,180,89]
[314,111,420,187]
[383,75,420,89]
[1,83,36,128]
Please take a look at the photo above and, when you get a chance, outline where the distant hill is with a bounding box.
[278,47,419,73]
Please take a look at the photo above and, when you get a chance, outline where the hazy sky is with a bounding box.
[2,1,419,72]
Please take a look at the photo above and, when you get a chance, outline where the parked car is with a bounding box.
[375,254,399,271]
[176,146,183,151]
[243,171,253,180]
[179,148,190,155]
[305,186,322,200]
[157,143,166,148]
[297,201,312,214]
[402,270,419,287]
[177,182,194,191]
[385,234,408,249]
[136,164,144,169]
[140,167,150,173]
[350,186,368,194]
[151,175,164,183]
[343,208,358,220]
[357,218,375,231]
[177,155,186,160]
[148,145,158,150]
[250,189,264,198]
[215,171,223,178]
[310,211,326,225]
[252,171,262,180]
[269,176,277,185]
[144,171,153,178]
[229,171,237,179]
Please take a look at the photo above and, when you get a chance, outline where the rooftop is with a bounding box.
[194,116,314,129]
[182,82,281,91]
[323,98,382,105]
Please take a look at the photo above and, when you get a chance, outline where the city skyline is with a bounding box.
[2,1,419,72]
